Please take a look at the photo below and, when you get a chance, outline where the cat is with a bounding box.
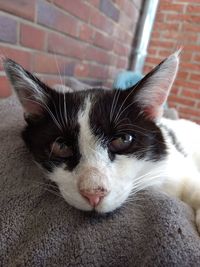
[3,51,200,231]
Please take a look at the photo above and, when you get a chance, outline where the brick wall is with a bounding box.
[145,1,200,124]
[0,0,142,98]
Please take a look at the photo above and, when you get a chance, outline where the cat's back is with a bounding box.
[160,117,200,168]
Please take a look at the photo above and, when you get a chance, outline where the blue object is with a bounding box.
[113,71,143,90]
[113,70,168,109]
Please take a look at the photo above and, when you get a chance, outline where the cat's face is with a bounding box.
[4,52,179,212]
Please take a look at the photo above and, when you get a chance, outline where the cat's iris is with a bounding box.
[50,141,73,159]
[109,134,133,153]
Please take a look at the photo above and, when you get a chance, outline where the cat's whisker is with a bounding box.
[22,97,63,132]
[43,188,64,199]
[110,89,121,123]
[131,175,168,191]
[113,88,136,125]
[63,90,68,128]
[113,170,167,201]
[58,90,66,130]
[114,99,137,125]
[53,52,64,87]
[115,122,158,133]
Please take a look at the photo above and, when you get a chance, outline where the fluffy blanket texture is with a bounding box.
[1,94,200,267]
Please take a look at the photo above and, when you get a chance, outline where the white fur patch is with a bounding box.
[49,96,168,212]
[53,84,73,93]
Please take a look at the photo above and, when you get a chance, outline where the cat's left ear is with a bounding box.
[4,58,49,120]
[132,50,180,120]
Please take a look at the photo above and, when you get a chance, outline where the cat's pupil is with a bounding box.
[122,134,133,143]
[109,134,133,153]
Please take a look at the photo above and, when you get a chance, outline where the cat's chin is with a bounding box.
[60,190,123,214]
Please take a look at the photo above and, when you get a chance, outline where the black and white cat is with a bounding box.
[4,52,200,230]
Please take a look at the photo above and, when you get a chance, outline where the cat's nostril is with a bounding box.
[80,190,108,207]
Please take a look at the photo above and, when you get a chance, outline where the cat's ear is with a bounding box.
[4,58,48,120]
[132,50,180,120]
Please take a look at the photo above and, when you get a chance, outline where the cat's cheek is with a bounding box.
[96,189,132,213]
[59,187,93,211]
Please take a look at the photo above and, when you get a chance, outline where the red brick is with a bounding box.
[174,80,200,91]
[156,13,166,22]
[154,22,180,31]
[32,52,75,75]
[166,14,200,24]
[170,86,180,96]
[146,56,161,65]
[119,12,136,31]
[89,64,108,79]
[0,46,32,71]
[161,31,197,43]
[79,24,94,44]
[147,48,157,56]
[182,23,200,33]
[178,112,198,122]
[99,0,120,22]
[54,0,91,22]
[150,39,176,49]
[151,31,161,39]
[179,107,200,117]
[177,0,200,3]
[74,63,90,77]
[183,45,200,54]
[181,62,200,72]
[75,62,108,79]
[39,75,64,88]
[37,0,78,37]
[0,15,17,44]
[168,101,178,109]
[93,31,114,50]
[88,0,100,8]
[193,54,200,62]
[123,0,138,18]
[143,65,152,74]
[0,0,35,21]
[85,46,111,65]
[0,76,12,98]
[176,71,189,80]
[113,0,125,9]
[114,27,132,43]
[158,50,192,62]
[168,95,196,106]
[190,74,200,82]
[187,5,200,14]
[116,57,128,69]
[159,2,185,13]
[90,9,114,35]
[113,42,130,57]
[20,24,45,50]
[47,32,85,60]
[180,53,193,62]
[182,89,200,99]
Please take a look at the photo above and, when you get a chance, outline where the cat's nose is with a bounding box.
[80,189,108,207]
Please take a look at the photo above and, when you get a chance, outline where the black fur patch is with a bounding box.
[90,89,167,162]
[22,86,167,173]
[22,89,87,172]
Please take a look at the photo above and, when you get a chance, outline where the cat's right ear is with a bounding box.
[4,58,48,120]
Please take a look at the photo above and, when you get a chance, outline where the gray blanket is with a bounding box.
[1,95,200,267]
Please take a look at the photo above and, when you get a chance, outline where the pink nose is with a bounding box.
[80,190,107,207]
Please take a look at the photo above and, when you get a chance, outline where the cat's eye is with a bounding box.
[108,134,134,153]
[50,141,73,158]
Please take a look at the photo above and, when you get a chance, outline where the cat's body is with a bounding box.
[3,51,200,232]
[158,118,200,199]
